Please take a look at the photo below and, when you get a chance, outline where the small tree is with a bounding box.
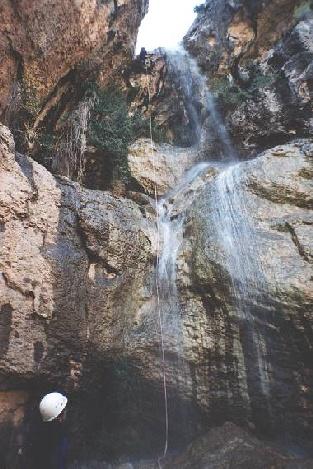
[87,85,147,182]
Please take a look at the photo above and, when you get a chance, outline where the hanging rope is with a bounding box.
[145,63,169,466]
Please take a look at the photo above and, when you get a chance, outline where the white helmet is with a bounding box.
[39,392,68,422]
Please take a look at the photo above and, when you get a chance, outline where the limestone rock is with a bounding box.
[228,18,313,153]
[125,51,195,146]
[184,1,313,154]
[0,0,148,120]
[128,138,198,195]
[0,124,155,460]
[182,140,313,442]
[185,0,303,78]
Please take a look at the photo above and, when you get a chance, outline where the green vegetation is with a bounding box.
[24,82,168,186]
[86,84,149,181]
[210,77,250,107]
[211,68,279,109]
[21,82,41,117]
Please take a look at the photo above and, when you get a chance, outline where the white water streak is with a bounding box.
[210,162,271,396]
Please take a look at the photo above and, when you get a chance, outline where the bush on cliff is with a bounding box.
[86,84,149,182]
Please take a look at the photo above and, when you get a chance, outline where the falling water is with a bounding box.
[166,48,234,159]
[156,162,210,335]
[153,162,210,461]
[210,163,267,306]
[209,162,271,397]
[152,49,272,454]
[150,51,238,460]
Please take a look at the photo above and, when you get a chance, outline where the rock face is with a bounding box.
[1,0,313,466]
[228,18,313,153]
[185,0,302,77]
[128,138,198,195]
[1,124,313,464]
[125,50,195,146]
[184,0,313,154]
[126,137,313,454]
[0,0,148,123]
[178,140,313,444]
[0,123,155,463]
[68,422,313,467]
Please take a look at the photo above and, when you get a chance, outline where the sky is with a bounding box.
[136,0,200,53]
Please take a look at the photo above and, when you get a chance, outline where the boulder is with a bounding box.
[128,138,199,195]
[168,422,313,469]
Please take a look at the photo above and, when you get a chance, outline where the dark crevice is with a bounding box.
[285,222,312,263]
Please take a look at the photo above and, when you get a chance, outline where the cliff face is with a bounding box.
[1,0,313,467]
[124,51,196,146]
[184,140,313,439]
[0,0,148,128]
[184,0,313,155]
[185,0,303,76]
[0,123,156,462]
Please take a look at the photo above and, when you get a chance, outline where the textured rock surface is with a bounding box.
[185,0,302,76]
[1,121,313,461]
[68,422,313,467]
[0,123,155,461]
[0,0,148,122]
[184,0,313,154]
[168,422,313,469]
[178,140,313,443]
[125,50,195,146]
[128,138,198,195]
[228,18,313,152]
[1,0,313,465]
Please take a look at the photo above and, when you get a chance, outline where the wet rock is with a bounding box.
[68,422,313,468]
[125,51,195,147]
[184,1,313,154]
[182,140,313,444]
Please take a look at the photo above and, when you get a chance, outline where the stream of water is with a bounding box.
[166,48,234,159]
[153,49,272,458]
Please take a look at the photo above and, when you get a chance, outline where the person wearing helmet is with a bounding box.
[7,392,69,469]
[39,392,68,423]
[33,392,69,469]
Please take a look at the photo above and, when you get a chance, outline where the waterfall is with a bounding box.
[153,162,210,460]
[156,162,210,339]
[209,162,271,398]
[152,49,272,453]
[166,48,234,159]
[151,50,238,458]
[210,163,267,308]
